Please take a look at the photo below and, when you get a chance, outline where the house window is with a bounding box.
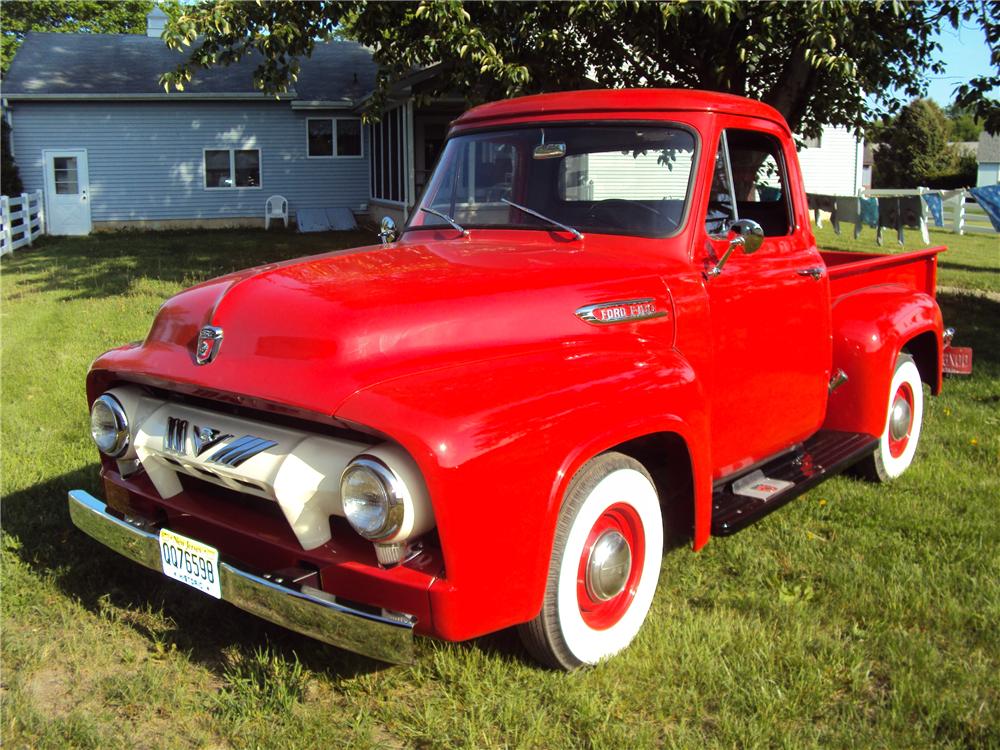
[307,118,362,157]
[369,106,407,204]
[204,149,261,189]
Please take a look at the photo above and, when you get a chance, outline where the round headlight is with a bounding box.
[340,457,405,541]
[90,394,129,457]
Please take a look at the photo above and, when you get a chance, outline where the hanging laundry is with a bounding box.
[922,193,944,227]
[756,184,783,202]
[900,195,929,244]
[860,197,879,228]
[836,196,863,239]
[807,193,837,230]
[877,197,904,246]
[969,185,1000,231]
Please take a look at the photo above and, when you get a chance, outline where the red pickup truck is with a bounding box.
[72,90,950,670]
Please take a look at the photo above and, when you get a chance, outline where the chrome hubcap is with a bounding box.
[890,396,912,441]
[585,530,632,601]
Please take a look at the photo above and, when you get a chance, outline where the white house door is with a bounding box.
[43,149,91,235]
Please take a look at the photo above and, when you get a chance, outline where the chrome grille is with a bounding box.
[165,417,188,454]
[207,435,279,467]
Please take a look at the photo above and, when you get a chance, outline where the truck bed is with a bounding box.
[821,246,945,300]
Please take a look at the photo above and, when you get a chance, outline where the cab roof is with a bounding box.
[452,88,789,132]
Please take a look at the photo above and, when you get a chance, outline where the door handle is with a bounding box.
[796,267,823,280]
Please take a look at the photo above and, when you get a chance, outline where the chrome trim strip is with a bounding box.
[575,298,667,325]
[67,490,416,664]
[208,435,279,467]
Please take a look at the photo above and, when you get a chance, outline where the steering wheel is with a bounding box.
[584,199,677,230]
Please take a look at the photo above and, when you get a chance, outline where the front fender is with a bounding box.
[335,342,710,641]
[824,286,942,437]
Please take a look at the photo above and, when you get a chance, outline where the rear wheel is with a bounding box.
[518,452,663,670]
[859,353,924,482]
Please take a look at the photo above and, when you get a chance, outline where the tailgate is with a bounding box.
[821,246,945,300]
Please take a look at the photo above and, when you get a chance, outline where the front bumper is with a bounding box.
[67,490,415,664]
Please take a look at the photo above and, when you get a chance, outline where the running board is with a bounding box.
[711,431,877,536]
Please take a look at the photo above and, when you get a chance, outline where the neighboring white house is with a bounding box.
[796,126,865,196]
[977,132,1000,186]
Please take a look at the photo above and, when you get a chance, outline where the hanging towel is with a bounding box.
[900,195,929,244]
[807,193,837,229]
[877,197,904,246]
[969,185,1000,231]
[860,197,879,228]
[836,196,863,239]
[756,184,782,202]
[922,193,944,227]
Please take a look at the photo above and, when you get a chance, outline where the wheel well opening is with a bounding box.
[903,331,939,394]
[610,432,694,546]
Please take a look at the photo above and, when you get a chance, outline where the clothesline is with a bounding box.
[807,185,1000,243]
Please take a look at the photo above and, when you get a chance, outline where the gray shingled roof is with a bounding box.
[2,32,379,102]
[978,131,1000,164]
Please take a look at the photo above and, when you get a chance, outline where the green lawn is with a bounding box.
[2,227,998,749]
[812,222,1000,294]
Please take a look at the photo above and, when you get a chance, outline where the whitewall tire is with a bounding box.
[859,353,924,482]
[518,452,663,670]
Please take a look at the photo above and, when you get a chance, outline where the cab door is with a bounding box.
[701,123,832,478]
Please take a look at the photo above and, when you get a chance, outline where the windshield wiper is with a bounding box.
[419,206,468,236]
[501,198,583,240]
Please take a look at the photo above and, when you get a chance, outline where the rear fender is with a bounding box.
[824,286,942,437]
[334,344,711,641]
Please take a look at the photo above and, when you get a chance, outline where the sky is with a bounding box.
[925,21,995,106]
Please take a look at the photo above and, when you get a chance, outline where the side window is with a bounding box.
[705,134,736,235]
[724,129,793,236]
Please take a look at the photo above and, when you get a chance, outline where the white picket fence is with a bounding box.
[863,187,997,236]
[0,190,45,256]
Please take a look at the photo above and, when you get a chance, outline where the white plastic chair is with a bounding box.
[265,195,288,229]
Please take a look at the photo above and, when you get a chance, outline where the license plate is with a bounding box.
[158,528,221,599]
[943,346,973,375]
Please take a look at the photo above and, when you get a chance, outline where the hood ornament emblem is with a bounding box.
[196,326,223,365]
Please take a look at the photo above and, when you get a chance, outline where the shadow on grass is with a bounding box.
[1,229,376,301]
[939,261,1000,275]
[2,466,393,681]
[937,291,1000,371]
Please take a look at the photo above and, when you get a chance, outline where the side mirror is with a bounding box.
[378,216,398,245]
[707,218,764,278]
[731,218,764,254]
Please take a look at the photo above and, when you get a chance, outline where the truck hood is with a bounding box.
[94,234,674,417]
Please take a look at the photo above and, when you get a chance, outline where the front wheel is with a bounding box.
[858,353,924,482]
[518,452,663,670]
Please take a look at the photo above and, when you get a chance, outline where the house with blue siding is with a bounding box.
[2,9,461,234]
[3,8,863,236]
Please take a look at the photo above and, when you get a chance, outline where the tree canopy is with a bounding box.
[161,0,1000,135]
[1,1,159,72]
[872,99,958,187]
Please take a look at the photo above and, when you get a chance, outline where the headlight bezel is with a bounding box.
[340,456,407,542]
[90,393,130,458]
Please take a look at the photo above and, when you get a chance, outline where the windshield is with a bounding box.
[410,125,697,238]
